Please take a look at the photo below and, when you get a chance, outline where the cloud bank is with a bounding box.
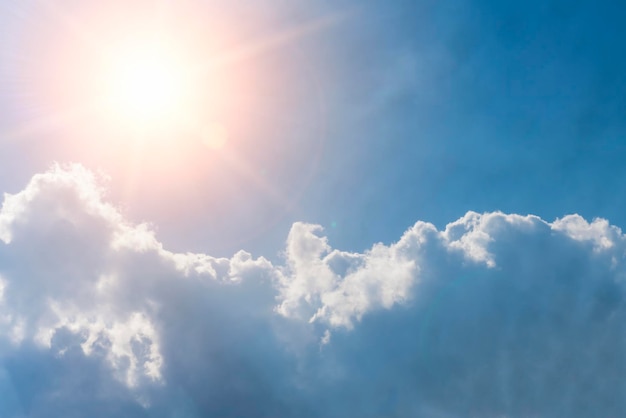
[1,165,626,417]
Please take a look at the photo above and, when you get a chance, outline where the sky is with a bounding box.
[1,0,626,417]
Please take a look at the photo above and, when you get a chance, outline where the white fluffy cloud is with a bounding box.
[2,164,626,417]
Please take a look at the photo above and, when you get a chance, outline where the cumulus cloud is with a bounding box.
[1,164,626,417]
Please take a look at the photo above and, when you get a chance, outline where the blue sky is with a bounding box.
[1,0,626,417]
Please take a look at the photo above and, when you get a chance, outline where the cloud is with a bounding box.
[276,221,416,328]
[1,164,626,416]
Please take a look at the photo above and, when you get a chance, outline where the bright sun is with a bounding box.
[101,38,190,128]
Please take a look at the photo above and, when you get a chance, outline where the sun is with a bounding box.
[101,37,190,128]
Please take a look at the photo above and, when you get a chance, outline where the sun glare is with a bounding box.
[102,38,189,127]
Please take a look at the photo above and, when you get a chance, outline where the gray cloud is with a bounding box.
[1,165,626,417]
